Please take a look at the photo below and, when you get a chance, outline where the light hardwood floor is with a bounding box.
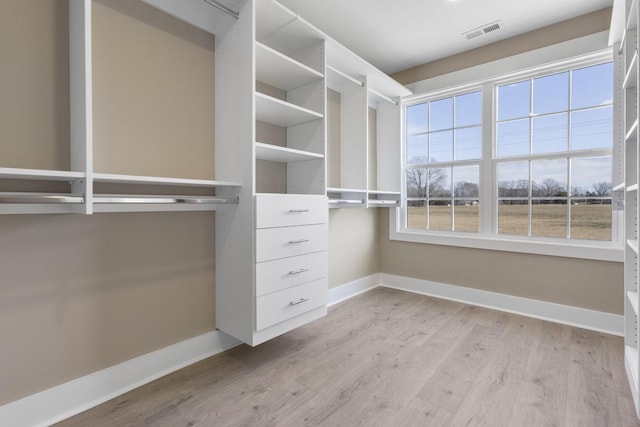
[57,287,640,426]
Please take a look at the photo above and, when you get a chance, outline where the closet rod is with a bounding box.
[0,193,84,204]
[367,199,399,206]
[328,199,364,205]
[93,195,238,204]
[368,88,398,106]
[327,65,364,87]
[202,0,239,19]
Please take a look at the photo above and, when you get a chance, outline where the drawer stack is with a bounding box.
[255,194,328,331]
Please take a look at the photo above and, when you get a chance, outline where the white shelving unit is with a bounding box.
[325,62,410,208]
[1,0,241,215]
[612,0,640,417]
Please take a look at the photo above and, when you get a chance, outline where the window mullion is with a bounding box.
[480,83,494,236]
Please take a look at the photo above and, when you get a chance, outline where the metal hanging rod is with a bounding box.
[327,65,364,87]
[202,0,239,19]
[328,199,365,205]
[367,199,399,206]
[368,88,398,106]
[0,193,84,204]
[93,195,238,205]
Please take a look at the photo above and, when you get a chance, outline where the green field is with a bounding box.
[407,204,612,241]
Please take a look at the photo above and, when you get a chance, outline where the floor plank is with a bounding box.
[55,287,640,426]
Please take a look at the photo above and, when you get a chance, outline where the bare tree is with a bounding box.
[533,178,565,197]
[592,182,612,197]
[407,169,427,197]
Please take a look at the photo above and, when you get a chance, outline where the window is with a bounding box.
[400,54,619,258]
[496,63,614,241]
[406,91,482,232]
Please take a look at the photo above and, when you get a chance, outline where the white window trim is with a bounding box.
[392,33,624,263]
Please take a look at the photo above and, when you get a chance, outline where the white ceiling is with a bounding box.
[277,0,613,75]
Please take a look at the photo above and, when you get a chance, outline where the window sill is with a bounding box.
[389,212,623,262]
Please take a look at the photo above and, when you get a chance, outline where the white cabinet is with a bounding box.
[612,0,640,417]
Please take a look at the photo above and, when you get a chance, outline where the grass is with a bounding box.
[407,204,612,241]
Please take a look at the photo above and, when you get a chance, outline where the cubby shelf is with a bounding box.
[625,51,638,88]
[629,183,639,192]
[255,142,323,163]
[630,291,640,316]
[627,118,639,141]
[93,173,240,188]
[629,239,639,254]
[255,92,323,127]
[255,42,323,91]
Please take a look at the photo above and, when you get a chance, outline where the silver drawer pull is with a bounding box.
[289,209,310,213]
[289,298,310,306]
[288,268,309,275]
[288,239,309,244]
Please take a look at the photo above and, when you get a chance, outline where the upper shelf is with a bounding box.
[255,0,411,101]
[255,142,323,163]
[0,167,85,182]
[255,92,323,127]
[255,42,323,91]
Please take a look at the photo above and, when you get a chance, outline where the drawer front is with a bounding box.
[256,251,327,296]
[256,223,327,262]
[256,279,328,331]
[256,194,327,228]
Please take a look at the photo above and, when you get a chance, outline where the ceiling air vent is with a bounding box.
[463,20,504,40]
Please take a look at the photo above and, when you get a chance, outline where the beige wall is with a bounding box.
[379,210,623,314]
[329,209,380,288]
[392,7,612,85]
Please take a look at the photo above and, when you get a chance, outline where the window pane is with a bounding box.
[533,72,568,115]
[406,169,427,197]
[498,200,528,236]
[497,119,529,157]
[572,63,613,109]
[429,130,453,163]
[497,161,529,197]
[406,103,428,135]
[532,113,568,153]
[571,157,612,197]
[454,165,479,197]
[571,106,612,150]
[407,200,427,229]
[430,97,453,131]
[455,91,481,127]
[407,134,427,165]
[531,200,567,238]
[429,200,452,231]
[532,159,567,197]
[455,126,482,160]
[497,80,530,121]
[454,200,479,232]
[428,167,451,197]
[570,199,612,241]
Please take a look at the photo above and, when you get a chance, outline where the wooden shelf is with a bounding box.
[0,167,85,182]
[255,42,323,91]
[255,92,323,127]
[629,291,639,316]
[628,239,639,254]
[93,173,240,188]
[255,142,324,163]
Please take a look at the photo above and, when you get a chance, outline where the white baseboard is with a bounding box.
[0,330,241,427]
[328,273,381,306]
[380,273,624,336]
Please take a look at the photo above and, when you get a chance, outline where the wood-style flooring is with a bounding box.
[56,287,640,426]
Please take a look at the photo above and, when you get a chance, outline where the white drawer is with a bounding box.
[256,194,327,228]
[256,279,327,331]
[256,251,327,296]
[256,223,327,262]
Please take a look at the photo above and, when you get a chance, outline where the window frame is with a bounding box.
[393,49,623,262]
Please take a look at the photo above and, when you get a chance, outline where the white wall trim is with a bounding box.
[0,330,241,427]
[328,273,381,306]
[380,273,624,336]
